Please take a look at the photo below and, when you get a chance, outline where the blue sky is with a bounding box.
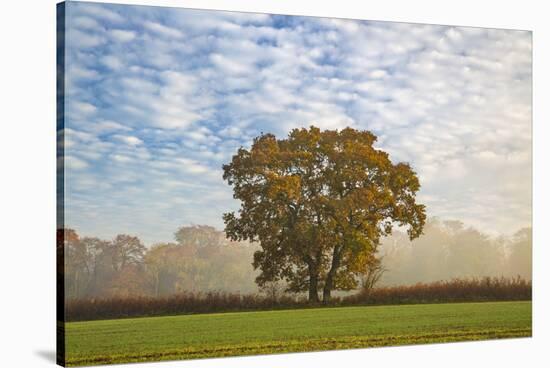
[61,1,532,245]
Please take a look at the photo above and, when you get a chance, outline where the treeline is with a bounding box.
[65,277,531,321]
[378,219,531,285]
[59,218,532,300]
[59,225,258,299]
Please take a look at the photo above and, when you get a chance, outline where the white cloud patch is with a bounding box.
[144,21,184,39]
[110,29,136,42]
[100,55,123,70]
[112,135,143,146]
[72,16,100,30]
[72,101,97,116]
[90,120,132,133]
[69,29,105,48]
[65,155,89,170]
[76,3,125,23]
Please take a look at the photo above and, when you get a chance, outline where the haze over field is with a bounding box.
[61,2,531,246]
[62,220,531,300]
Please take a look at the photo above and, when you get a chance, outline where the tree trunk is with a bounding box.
[74,270,80,298]
[154,273,160,297]
[308,265,320,303]
[322,279,332,303]
[323,245,342,303]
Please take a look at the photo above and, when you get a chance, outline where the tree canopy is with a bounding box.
[223,126,426,302]
[61,225,257,299]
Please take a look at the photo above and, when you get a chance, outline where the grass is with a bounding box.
[64,301,532,366]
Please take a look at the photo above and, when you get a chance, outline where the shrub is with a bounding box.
[65,276,531,321]
[344,276,531,305]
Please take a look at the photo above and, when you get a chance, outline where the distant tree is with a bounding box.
[144,228,258,296]
[223,126,426,302]
[62,227,259,298]
[78,237,111,296]
[445,223,505,278]
[174,226,258,293]
[105,264,149,297]
[144,243,177,297]
[175,225,225,248]
[111,234,146,272]
[378,218,524,286]
[381,218,452,284]
[59,228,79,248]
[507,227,532,280]
[63,228,85,298]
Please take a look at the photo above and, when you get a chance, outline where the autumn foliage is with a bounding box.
[60,225,258,300]
[223,126,426,302]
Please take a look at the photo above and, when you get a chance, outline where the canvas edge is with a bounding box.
[56,1,67,367]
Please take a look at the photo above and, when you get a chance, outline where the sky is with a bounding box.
[61,1,532,246]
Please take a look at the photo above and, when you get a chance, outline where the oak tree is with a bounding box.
[223,126,426,302]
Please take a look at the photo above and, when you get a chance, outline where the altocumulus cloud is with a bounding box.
[61,2,532,245]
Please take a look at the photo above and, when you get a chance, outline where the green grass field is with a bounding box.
[64,301,531,366]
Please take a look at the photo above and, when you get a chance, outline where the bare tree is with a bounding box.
[259,280,284,302]
[360,255,387,296]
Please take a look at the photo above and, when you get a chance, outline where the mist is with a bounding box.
[62,218,531,300]
[378,218,532,286]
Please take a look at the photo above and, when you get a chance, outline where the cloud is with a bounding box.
[76,3,125,23]
[369,69,388,79]
[177,158,211,174]
[110,29,136,42]
[72,101,97,115]
[63,2,531,245]
[69,29,105,48]
[65,155,89,170]
[67,65,99,81]
[144,21,184,39]
[89,120,132,133]
[72,16,100,30]
[210,53,255,76]
[112,135,143,146]
[100,55,123,70]
[112,154,133,163]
